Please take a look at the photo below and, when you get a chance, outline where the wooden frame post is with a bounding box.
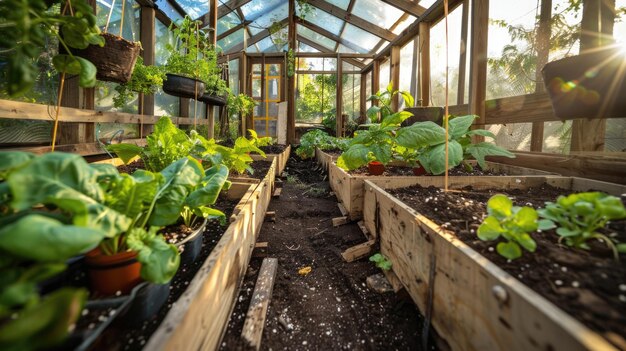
[457,0,469,106]
[336,54,344,137]
[531,0,552,152]
[287,0,296,143]
[390,45,401,111]
[418,22,430,107]
[409,36,419,105]
[240,53,248,136]
[360,71,367,123]
[372,60,380,95]
[468,0,489,139]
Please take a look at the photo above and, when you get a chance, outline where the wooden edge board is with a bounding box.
[362,179,620,351]
[332,216,348,227]
[341,239,375,262]
[241,258,278,351]
[337,203,348,216]
[273,187,282,197]
[356,220,372,241]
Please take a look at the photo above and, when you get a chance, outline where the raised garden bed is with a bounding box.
[251,144,291,176]
[328,160,555,220]
[144,159,275,350]
[362,176,626,351]
[314,147,340,172]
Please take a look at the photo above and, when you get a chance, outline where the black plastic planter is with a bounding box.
[541,46,626,119]
[120,282,170,326]
[163,73,206,99]
[177,219,207,265]
[198,92,227,106]
[402,106,445,126]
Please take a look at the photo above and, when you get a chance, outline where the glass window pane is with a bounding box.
[298,42,321,53]
[154,0,183,22]
[248,2,289,35]
[155,20,179,116]
[338,44,357,54]
[218,12,242,35]
[218,28,244,52]
[365,71,373,109]
[175,0,208,19]
[295,73,336,123]
[392,15,417,35]
[430,5,463,106]
[326,0,351,10]
[342,24,381,49]
[399,40,415,108]
[379,59,390,92]
[542,120,572,154]
[352,0,404,30]
[254,120,267,135]
[268,120,277,136]
[297,24,337,50]
[252,79,262,97]
[229,59,240,95]
[267,79,280,100]
[299,7,344,35]
[268,64,281,76]
[241,0,283,20]
[154,89,180,116]
[488,123,532,151]
[268,102,279,117]
[253,102,265,117]
[605,118,626,152]
[189,99,207,119]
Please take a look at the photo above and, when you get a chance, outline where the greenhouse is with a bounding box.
[0,0,625,350]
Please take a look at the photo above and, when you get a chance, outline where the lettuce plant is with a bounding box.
[538,192,626,258]
[477,194,554,260]
[396,115,515,175]
[295,130,349,159]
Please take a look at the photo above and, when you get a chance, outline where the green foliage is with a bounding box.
[295,130,349,159]
[0,0,104,96]
[366,83,414,124]
[247,129,274,148]
[114,57,166,108]
[396,115,515,175]
[477,194,552,260]
[538,192,626,258]
[287,48,295,77]
[369,253,392,271]
[227,93,256,119]
[127,227,180,284]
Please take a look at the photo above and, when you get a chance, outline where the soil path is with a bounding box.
[221,156,426,351]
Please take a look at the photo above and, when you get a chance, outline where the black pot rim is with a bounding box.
[165,73,207,85]
[176,218,207,247]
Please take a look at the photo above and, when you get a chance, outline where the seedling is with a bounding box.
[477,194,554,260]
[369,253,392,271]
[538,192,626,259]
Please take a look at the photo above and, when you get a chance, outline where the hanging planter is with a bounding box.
[198,92,227,106]
[541,46,626,119]
[73,33,141,84]
[162,73,206,99]
[402,106,444,126]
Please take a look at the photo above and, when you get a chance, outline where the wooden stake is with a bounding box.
[51,72,67,152]
[332,216,348,227]
[241,258,278,350]
[444,0,450,192]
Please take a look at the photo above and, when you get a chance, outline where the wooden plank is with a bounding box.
[390,45,401,111]
[146,173,272,350]
[456,0,469,105]
[468,0,489,131]
[357,220,371,240]
[341,239,375,262]
[337,203,348,217]
[250,145,291,176]
[265,211,276,222]
[241,258,278,350]
[418,22,430,107]
[7,139,146,156]
[140,4,156,119]
[363,179,620,351]
[336,54,343,137]
[332,216,348,227]
[380,0,426,17]
[272,187,282,198]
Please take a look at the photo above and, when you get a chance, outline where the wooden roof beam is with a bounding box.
[306,0,396,41]
[197,0,252,27]
[224,17,289,54]
[296,16,369,54]
[298,35,333,52]
[380,0,426,17]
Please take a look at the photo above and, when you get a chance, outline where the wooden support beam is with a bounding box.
[306,0,396,41]
[372,60,380,94]
[332,216,348,227]
[390,45,401,111]
[380,0,426,17]
[360,71,367,123]
[140,3,156,125]
[297,35,332,52]
[209,0,218,45]
[287,0,296,144]
[468,0,489,135]
[341,239,375,262]
[241,258,278,351]
[530,0,552,152]
[265,211,276,222]
[240,53,248,136]
[336,53,344,137]
[418,22,430,106]
[456,0,469,106]
[225,18,289,54]
[296,17,369,54]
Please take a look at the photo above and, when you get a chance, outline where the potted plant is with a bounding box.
[197,48,229,106]
[163,16,213,99]
[73,33,141,84]
[541,45,626,119]
[113,57,166,110]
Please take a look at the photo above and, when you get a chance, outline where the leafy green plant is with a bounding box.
[396,115,515,175]
[369,253,392,270]
[113,57,166,108]
[1,0,103,96]
[366,83,414,124]
[227,93,256,119]
[477,194,553,260]
[295,130,349,159]
[538,192,626,258]
[248,129,274,148]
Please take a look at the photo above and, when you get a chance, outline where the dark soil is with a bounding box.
[233,160,273,180]
[349,164,505,176]
[89,196,240,351]
[220,156,431,351]
[260,144,288,154]
[116,159,145,174]
[161,223,195,245]
[388,184,626,346]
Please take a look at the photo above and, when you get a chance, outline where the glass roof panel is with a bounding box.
[241,0,283,21]
[175,0,207,19]
[342,24,380,50]
[217,28,244,52]
[155,0,183,22]
[255,36,288,52]
[246,43,260,53]
[337,44,357,54]
[267,26,289,50]
[217,11,242,35]
[297,24,337,50]
[298,42,321,53]
[326,0,351,10]
[247,2,289,35]
[375,40,390,54]
[392,15,417,34]
[352,0,403,30]
[297,6,344,36]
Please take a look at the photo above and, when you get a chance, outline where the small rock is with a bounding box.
[366,273,394,294]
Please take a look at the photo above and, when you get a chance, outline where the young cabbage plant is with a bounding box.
[477,194,554,260]
[396,115,515,175]
[369,253,392,271]
[538,192,626,258]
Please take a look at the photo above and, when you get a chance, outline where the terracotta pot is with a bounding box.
[85,248,142,296]
[402,106,445,126]
[73,33,141,84]
[368,161,385,175]
[163,73,206,99]
[541,46,626,119]
[413,164,427,176]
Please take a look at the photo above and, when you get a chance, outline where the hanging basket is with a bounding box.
[73,33,141,84]
[198,92,227,106]
[162,73,206,99]
[541,46,626,119]
[402,106,445,126]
